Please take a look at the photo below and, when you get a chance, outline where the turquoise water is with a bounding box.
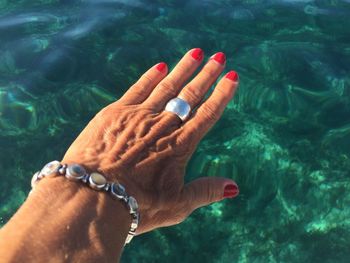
[1,0,350,262]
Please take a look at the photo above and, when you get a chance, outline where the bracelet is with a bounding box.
[29,160,139,245]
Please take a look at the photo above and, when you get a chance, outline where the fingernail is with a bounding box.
[225,71,239,82]
[191,48,204,61]
[223,183,239,198]
[156,62,167,72]
[210,52,226,65]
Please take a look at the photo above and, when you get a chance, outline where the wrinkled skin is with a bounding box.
[62,48,239,235]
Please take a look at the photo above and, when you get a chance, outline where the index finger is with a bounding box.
[179,71,239,144]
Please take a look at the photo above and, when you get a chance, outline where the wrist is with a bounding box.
[35,173,132,241]
[2,173,131,263]
[34,174,132,241]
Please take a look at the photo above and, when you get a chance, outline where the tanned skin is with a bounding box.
[0,48,239,263]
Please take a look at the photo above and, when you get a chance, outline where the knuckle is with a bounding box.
[175,130,187,146]
[202,66,219,80]
[175,61,188,73]
[129,84,145,97]
[215,86,230,103]
[214,86,226,96]
[183,128,197,141]
[175,132,194,155]
[140,73,153,86]
[207,186,216,204]
[152,119,168,132]
[175,134,187,149]
[200,103,219,122]
[181,85,201,103]
[158,78,178,97]
[95,105,111,119]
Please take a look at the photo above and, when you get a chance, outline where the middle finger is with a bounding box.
[143,48,204,111]
[177,52,226,109]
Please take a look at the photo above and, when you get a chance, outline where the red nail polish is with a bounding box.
[223,184,239,198]
[156,62,167,72]
[191,48,204,61]
[225,71,239,82]
[211,52,226,65]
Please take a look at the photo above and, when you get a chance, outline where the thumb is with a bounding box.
[183,176,239,210]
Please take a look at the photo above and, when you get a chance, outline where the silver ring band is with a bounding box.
[164,97,191,121]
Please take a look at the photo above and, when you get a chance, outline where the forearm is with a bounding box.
[0,48,240,263]
[0,175,131,263]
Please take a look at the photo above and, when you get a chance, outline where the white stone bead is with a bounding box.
[90,172,107,185]
[40,160,61,177]
[89,172,107,190]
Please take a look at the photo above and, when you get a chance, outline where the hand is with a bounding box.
[61,48,240,235]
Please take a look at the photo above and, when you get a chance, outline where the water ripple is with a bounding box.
[0,1,350,262]
[0,13,59,28]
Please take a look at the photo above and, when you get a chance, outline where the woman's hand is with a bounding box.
[61,48,239,235]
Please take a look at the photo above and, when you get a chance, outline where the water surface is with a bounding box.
[0,0,350,262]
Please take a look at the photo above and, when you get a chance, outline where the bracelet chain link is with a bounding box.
[29,160,139,245]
